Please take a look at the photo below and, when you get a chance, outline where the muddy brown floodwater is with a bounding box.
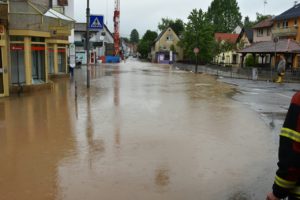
[0,60,277,200]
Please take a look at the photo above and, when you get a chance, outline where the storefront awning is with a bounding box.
[44,8,75,22]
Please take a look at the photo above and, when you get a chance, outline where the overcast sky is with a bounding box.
[74,0,297,37]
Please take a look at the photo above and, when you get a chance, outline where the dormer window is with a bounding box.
[166,34,173,41]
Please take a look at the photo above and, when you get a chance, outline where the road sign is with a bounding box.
[194,47,200,54]
[89,15,104,30]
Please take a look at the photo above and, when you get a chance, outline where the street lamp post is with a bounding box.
[86,0,91,88]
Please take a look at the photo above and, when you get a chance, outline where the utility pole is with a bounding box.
[264,0,267,15]
[86,0,91,88]
[273,37,279,82]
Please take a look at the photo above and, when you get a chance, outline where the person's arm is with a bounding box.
[271,92,300,199]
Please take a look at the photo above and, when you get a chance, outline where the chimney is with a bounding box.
[295,1,298,6]
[49,0,52,8]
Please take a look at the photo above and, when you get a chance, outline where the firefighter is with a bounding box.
[267,92,300,200]
[276,55,286,83]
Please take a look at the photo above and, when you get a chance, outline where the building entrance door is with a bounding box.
[0,48,4,94]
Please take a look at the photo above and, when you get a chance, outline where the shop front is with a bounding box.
[9,32,51,89]
[46,40,69,77]
[6,0,74,93]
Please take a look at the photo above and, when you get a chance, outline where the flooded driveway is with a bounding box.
[0,59,277,200]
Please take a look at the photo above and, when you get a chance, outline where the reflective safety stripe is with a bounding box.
[280,128,300,143]
[291,187,300,195]
[275,175,297,189]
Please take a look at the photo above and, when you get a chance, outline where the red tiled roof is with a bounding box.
[215,33,239,43]
[238,39,300,53]
[253,17,273,29]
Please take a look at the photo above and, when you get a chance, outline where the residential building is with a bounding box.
[238,4,300,69]
[271,3,300,68]
[253,17,273,43]
[151,27,183,64]
[74,23,114,64]
[0,0,74,97]
[213,33,239,67]
[272,4,300,41]
[236,28,254,49]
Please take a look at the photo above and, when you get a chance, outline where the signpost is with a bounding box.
[194,47,199,73]
[86,0,91,88]
[85,13,104,88]
[273,37,279,82]
[89,15,104,30]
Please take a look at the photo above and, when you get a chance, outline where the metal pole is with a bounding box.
[86,0,90,88]
[273,43,277,81]
[195,54,198,73]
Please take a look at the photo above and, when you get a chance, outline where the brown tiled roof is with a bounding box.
[253,17,273,29]
[215,33,239,43]
[238,39,300,53]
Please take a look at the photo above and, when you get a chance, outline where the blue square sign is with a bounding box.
[89,15,104,30]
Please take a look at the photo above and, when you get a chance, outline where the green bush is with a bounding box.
[245,55,255,67]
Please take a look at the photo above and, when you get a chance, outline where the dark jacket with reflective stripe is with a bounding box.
[273,92,300,199]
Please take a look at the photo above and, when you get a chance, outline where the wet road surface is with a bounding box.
[0,59,277,200]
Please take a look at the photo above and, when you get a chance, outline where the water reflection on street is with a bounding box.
[0,59,277,200]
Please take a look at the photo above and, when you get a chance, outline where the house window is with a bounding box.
[58,0,68,6]
[166,35,173,41]
[283,20,288,28]
[295,19,298,27]
[257,29,264,37]
[277,22,281,28]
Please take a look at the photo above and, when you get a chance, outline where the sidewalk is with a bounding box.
[174,63,300,83]
[217,77,299,143]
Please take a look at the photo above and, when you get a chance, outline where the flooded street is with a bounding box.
[0,59,277,200]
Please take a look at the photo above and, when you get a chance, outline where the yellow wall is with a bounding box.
[273,18,300,42]
[24,37,32,85]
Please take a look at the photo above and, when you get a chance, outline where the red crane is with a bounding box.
[114,0,120,56]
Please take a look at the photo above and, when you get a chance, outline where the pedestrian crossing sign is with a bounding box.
[89,15,104,30]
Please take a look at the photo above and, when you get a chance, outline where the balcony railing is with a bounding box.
[272,26,298,37]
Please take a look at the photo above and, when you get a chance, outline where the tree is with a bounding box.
[243,13,271,29]
[243,16,255,28]
[158,18,185,36]
[130,29,139,44]
[180,9,215,63]
[207,0,242,33]
[137,30,158,59]
[255,13,271,23]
